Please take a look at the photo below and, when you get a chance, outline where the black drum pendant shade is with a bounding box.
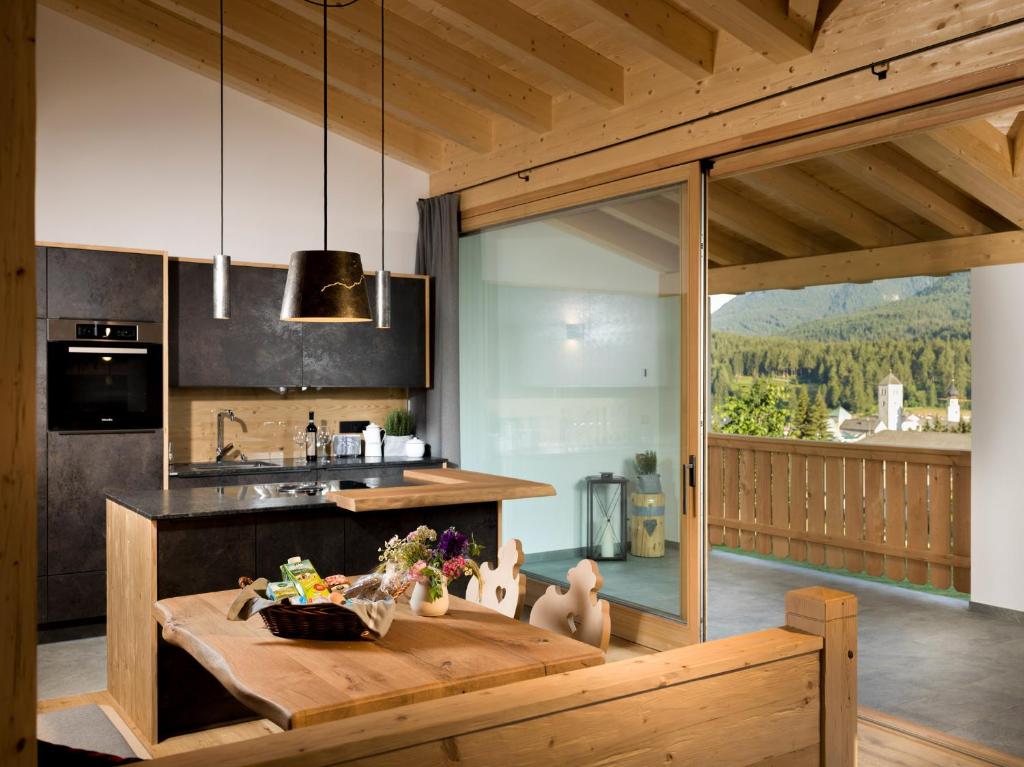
[281,0,372,323]
[280,250,372,322]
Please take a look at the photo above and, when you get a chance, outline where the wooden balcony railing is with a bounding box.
[707,433,971,593]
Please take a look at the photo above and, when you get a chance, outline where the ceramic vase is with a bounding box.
[409,579,450,617]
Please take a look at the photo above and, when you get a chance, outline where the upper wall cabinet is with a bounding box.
[36,247,46,318]
[46,247,163,321]
[169,261,303,388]
[169,261,430,389]
[302,275,429,388]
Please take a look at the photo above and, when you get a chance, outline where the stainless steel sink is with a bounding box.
[188,460,281,471]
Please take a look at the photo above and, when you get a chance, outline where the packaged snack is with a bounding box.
[324,574,350,593]
[266,581,302,603]
[281,556,330,604]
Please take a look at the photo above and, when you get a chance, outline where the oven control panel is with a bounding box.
[75,323,138,341]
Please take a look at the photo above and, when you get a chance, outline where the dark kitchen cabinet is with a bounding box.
[156,517,256,599]
[46,247,163,321]
[36,247,46,318]
[47,430,164,577]
[36,320,47,577]
[302,275,429,388]
[169,261,303,388]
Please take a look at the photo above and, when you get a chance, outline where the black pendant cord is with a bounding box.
[323,0,328,253]
[219,0,224,256]
[380,0,384,273]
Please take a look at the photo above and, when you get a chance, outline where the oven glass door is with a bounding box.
[47,341,163,431]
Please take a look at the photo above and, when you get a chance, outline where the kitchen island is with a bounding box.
[105,468,554,744]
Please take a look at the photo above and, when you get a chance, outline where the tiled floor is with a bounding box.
[527,548,1024,757]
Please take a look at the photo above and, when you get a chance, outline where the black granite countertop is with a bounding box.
[108,476,429,520]
[169,455,445,478]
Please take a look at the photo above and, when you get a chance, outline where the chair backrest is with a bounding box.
[465,538,526,620]
[528,559,611,651]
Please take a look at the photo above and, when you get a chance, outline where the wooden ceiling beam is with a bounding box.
[269,0,552,134]
[42,0,444,169]
[824,144,1006,237]
[736,165,916,248]
[152,0,492,152]
[709,183,839,257]
[1009,112,1024,178]
[709,228,779,266]
[787,0,820,37]
[549,210,680,272]
[583,0,716,80]
[710,230,1024,295]
[407,0,624,108]
[895,121,1024,228]
[677,0,813,63]
[600,196,680,244]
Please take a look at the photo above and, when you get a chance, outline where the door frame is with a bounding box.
[460,161,709,645]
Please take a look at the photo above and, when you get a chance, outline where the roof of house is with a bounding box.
[841,416,883,433]
[859,431,971,451]
[879,372,902,386]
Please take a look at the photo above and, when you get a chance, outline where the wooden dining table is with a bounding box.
[152,589,605,733]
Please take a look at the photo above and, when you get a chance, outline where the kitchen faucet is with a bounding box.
[215,409,242,461]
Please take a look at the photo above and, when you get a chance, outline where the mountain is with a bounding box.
[783,272,970,341]
[711,275,969,340]
[711,276,940,336]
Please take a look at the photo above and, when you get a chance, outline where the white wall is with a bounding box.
[35,8,427,271]
[970,264,1024,614]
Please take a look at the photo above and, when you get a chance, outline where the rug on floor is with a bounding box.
[37,704,140,759]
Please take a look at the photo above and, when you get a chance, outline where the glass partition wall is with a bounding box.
[460,183,695,620]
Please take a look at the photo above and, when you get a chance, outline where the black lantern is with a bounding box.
[586,473,628,561]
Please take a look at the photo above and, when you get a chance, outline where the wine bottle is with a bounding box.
[305,411,318,463]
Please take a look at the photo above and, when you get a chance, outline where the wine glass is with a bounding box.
[292,428,306,459]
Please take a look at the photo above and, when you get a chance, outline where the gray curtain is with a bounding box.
[411,193,460,465]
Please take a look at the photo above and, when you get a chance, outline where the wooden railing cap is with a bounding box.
[785,587,858,622]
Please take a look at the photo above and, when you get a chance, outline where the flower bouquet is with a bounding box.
[378,525,483,617]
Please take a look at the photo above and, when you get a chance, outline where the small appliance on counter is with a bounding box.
[363,422,384,458]
[334,420,368,458]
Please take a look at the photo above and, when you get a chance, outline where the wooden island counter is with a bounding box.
[105,468,554,744]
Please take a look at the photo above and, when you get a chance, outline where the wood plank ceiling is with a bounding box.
[542,115,1022,281]
[41,0,1024,283]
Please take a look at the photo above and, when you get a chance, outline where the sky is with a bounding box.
[710,294,734,313]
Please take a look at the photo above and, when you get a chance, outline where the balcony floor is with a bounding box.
[527,547,1024,757]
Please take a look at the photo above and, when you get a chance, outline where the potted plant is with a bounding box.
[635,450,661,494]
[382,409,415,457]
[378,525,482,617]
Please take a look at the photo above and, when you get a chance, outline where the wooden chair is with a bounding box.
[465,538,526,620]
[528,559,611,652]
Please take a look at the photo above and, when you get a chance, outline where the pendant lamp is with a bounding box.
[375,0,391,330]
[281,0,371,323]
[212,0,230,319]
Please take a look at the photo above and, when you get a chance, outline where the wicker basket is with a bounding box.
[236,576,408,642]
[258,601,374,641]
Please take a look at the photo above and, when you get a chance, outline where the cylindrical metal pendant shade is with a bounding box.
[213,252,231,319]
[280,249,372,322]
[375,269,391,329]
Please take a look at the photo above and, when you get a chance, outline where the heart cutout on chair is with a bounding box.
[495,585,507,603]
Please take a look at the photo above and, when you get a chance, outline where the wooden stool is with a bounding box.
[629,492,665,557]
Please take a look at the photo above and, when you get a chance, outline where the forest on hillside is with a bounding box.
[710,334,971,413]
[709,273,971,415]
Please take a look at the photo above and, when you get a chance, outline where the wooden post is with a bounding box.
[0,0,37,764]
[785,587,857,767]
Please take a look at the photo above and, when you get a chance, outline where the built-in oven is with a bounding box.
[47,319,163,432]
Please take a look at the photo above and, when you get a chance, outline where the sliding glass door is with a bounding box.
[459,166,707,638]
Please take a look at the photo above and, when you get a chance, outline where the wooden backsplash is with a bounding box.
[169,387,408,463]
